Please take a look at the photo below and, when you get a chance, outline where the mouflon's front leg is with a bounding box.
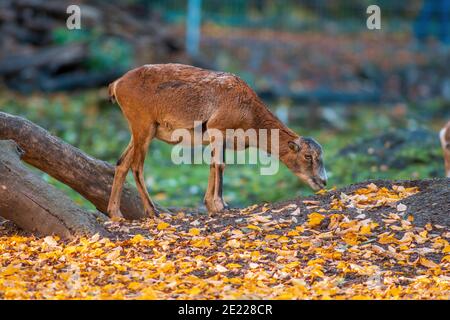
[204,163,228,214]
[204,164,216,212]
[204,141,228,215]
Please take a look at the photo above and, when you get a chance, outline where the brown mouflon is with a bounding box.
[107,64,327,219]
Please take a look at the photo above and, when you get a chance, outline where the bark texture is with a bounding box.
[0,112,146,220]
[0,140,110,239]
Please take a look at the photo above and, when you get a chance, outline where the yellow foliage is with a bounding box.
[157,222,170,230]
[188,228,200,236]
[0,183,447,300]
[307,212,325,227]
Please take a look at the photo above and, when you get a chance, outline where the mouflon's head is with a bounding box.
[282,137,327,191]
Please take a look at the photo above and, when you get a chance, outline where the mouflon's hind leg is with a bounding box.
[212,162,228,212]
[131,123,159,217]
[107,139,133,220]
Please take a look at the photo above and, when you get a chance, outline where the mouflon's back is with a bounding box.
[109,64,262,126]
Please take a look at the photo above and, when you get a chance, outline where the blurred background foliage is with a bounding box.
[53,28,134,72]
[0,0,449,210]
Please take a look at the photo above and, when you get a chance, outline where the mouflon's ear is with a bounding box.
[288,141,300,152]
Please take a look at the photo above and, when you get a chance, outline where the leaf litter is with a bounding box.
[0,179,448,299]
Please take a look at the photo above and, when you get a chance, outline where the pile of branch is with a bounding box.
[0,0,186,92]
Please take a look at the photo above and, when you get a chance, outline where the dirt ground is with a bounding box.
[288,178,450,228]
[132,177,450,235]
[1,178,448,237]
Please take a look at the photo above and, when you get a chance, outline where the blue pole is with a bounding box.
[440,0,450,44]
[186,0,202,57]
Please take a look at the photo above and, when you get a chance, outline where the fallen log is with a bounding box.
[0,112,146,220]
[0,140,110,239]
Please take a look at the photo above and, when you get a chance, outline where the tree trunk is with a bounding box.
[0,112,146,220]
[0,140,110,239]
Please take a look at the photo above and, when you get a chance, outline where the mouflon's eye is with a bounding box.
[304,155,312,161]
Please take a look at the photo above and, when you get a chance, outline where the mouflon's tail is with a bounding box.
[108,80,118,104]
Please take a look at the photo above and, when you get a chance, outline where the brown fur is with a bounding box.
[107,64,327,219]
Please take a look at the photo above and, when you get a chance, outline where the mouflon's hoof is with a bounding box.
[108,209,124,221]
